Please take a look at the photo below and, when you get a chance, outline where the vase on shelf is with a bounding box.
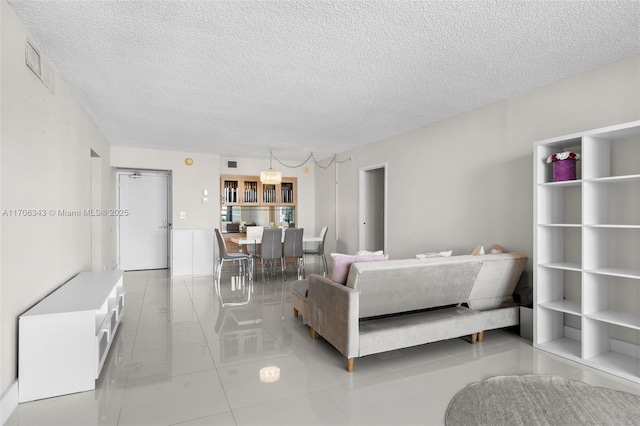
[552,159,577,182]
[547,151,580,182]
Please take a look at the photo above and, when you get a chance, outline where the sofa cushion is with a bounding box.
[358,306,482,357]
[330,253,389,284]
[291,278,309,298]
[467,252,528,310]
[345,256,482,318]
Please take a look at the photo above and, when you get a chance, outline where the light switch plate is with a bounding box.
[180,212,186,219]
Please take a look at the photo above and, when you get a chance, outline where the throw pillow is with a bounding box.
[490,244,504,254]
[355,250,384,256]
[471,245,485,256]
[330,253,389,284]
[416,250,452,259]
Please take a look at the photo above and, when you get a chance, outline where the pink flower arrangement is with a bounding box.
[546,151,580,164]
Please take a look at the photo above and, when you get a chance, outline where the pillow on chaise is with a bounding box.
[330,253,389,285]
[416,250,452,259]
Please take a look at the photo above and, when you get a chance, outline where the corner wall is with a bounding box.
[0,0,115,416]
[317,55,640,274]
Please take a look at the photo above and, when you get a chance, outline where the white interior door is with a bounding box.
[358,164,387,253]
[118,172,169,270]
[364,168,385,251]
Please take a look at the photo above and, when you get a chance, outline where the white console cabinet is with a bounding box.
[18,270,124,402]
[171,229,215,276]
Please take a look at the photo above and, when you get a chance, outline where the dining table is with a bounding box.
[230,233,322,247]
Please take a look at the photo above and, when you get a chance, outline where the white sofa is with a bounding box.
[293,252,527,372]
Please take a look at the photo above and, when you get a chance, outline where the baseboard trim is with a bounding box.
[1,380,18,425]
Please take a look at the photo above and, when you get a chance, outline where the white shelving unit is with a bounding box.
[18,270,125,402]
[534,120,640,383]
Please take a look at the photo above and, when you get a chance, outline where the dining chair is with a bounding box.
[244,225,264,258]
[282,228,304,280]
[260,228,283,281]
[303,226,328,276]
[215,228,253,280]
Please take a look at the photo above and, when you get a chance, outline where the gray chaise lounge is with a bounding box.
[293,253,527,372]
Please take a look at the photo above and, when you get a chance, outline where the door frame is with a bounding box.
[358,163,387,253]
[115,168,173,270]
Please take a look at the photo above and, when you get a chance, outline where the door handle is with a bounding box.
[159,226,167,229]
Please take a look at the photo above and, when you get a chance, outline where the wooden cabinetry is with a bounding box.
[533,120,640,383]
[19,270,125,402]
[221,174,297,206]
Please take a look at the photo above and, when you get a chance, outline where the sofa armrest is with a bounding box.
[308,274,360,359]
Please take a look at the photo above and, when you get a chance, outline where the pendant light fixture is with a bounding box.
[260,150,282,185]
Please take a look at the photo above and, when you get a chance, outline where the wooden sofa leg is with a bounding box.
[293,308,298,317]
[471,333,477,344]
[310,327,316,339]
[478,330,485,342]
[346,358,354,373]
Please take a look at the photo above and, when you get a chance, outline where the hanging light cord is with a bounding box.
[270,151,351,170]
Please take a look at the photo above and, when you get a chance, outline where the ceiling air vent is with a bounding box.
[227,161,237,169]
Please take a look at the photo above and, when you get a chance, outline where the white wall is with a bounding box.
[111,147,220,230]
[317,55,640,281]
[0,0,116,406]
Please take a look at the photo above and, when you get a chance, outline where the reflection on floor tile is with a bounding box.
[6,267,640,426]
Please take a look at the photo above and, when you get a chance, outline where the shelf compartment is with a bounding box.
[584,177,640,227]
[222,180,240,204]
[583,227,640,273]
[583,321,639,380]
[243,181,258,203]
[262,184,277,204]
[583,273,640,330]
[535,310,582,359]
[535,226,582,266]
[535,268,582,306]
[609,134,640,177]
[536,337,582,359]
[280,182,294,204]
[586,351,640,382]
[535,139,582,184]
[536,182,582,225]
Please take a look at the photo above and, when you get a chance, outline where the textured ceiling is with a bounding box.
[8,0,640,161]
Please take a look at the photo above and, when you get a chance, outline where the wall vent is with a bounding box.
[25,41,41,77]
[25,39,55,94]
[227,161,237,168]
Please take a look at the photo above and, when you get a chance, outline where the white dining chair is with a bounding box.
[303,226,328,276]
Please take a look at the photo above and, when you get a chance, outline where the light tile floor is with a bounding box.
[7,265,640,426]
